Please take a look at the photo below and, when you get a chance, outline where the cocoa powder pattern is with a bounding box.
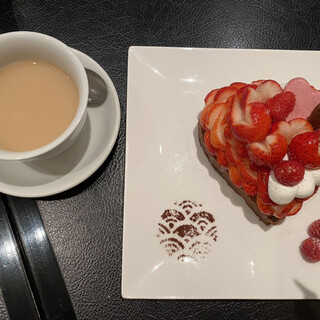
[157,201,217,261]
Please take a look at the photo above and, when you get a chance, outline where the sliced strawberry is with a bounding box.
[285,199,303,216]
[216,149,228,168]
[200,102,214,129]
[251,80,265,86]
[289,118,314,140]
[248,133,288,167]
[238,158,258,186]
[257,167,274,205]
[210,103,230,150]
[230,82,247,89]
[224,125,232,140]
[288,132,320,169]
[237,84,258,101]
[241,86,261,107]
[228,165,242,187]
[204,130,216,156]
[273,201,295,219]
[255,80,283,103]
[241,80,282,107]
[236,141,249,158]
[242,180,257,196]
[257,194,274,215]
[270,121,292,140]
[204,88,219,105]
[225,139,238,165]
[266,91,296,122]
[270,118,313,144]
[230,99,272,143]
[214,86,237,103]
[205,102,224,130]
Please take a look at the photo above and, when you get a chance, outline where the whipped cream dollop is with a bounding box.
[268,168,320,205]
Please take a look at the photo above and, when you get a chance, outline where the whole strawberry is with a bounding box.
[300,238,320,263]
[273,160,305,186]
[266,91,295,122]
[288,132,320,169]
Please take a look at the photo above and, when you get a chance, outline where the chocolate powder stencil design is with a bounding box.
[157,201,217,261]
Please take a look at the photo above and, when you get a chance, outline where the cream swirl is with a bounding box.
[268,169,320,205]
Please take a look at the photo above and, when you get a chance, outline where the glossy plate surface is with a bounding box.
[122,46,320,299]
[0,49,120,198]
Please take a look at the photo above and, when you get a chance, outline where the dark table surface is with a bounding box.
[1,0,320,319]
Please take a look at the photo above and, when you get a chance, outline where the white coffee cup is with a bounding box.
[0,31,88,161]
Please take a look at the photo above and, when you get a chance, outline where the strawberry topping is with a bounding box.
[199,78,320,220]
[248,133,288,167]
[288,132,320,169]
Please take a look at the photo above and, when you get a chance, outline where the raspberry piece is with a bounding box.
[309,219,320,239]
[300,238,320,263]
[266,91,295,122]
[273,160,305,186]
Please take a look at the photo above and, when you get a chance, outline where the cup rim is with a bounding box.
[0,31,89,161]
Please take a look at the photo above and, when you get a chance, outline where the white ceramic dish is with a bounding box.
[0,49,120,197]
[122,46,320,299]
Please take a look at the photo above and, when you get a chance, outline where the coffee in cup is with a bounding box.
[0,31,89,161]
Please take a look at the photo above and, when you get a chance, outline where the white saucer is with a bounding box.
[0,49,120,198]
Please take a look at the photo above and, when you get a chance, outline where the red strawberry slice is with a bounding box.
[204,130,216,156]
[270,118,313,144]
[288,118,314,141]
[266,91,295,121]
[257,194,274,215]
[216,149,228,168]
[248,133,288,167]
[230,82,247,89]
[204,88,219,105]
[242,180,257,196]
[255,80,283,102]
[309,219,320,239]
[210,103,230,150]
[288,132,320,169]
[251,79,265,86]
[225,138,238,165]
[270,121,292,141]
[257,167,274,205]
[200,102,214,129]
[273,201,295,219]
[285,199,303,216]
[237,84,258,101]
[230,98,272,143]
[214,86,237,103]
[238,158,258,186]
[242,80,283,107]
[204,102,225,130]
[228,165,242,187]
[300,238,320,263]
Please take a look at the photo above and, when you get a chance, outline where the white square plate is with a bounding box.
[122,46,320,299]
